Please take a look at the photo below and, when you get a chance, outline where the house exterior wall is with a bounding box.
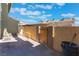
[22,25,37,41]
[21,25,53,47]
[0,3,19,38]
[7,17,19,34]
[53,26,79,52]
[1,3,7,38]
[21,24,79,53]
[21,24,48,42]
[35,26,79,52]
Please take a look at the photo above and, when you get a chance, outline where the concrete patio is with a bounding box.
[0,35,59,56]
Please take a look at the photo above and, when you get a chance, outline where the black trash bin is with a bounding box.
[61,41,79,56]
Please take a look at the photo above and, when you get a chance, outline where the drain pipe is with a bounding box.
[53,26,55,38]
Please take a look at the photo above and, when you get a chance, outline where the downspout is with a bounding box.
[8,3,11,13]
[36,26,40,42]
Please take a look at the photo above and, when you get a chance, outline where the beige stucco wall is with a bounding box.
[0,3,19,38]
[7,17,19,33]
[22,25,37,41]
[21,24,48,42]
[53,26,79,52]
[21,24,79,53]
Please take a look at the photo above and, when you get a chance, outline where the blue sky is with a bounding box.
[8,3,79,24]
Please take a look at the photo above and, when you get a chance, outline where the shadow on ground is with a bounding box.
[0,35,55,56]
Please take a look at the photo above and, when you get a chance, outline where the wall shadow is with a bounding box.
[0,35,54,56]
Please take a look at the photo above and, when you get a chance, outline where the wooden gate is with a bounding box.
[39,27,47,44]
[47,26,53,49]
[39,26,53,49]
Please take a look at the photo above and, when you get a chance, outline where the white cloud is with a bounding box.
[37,14,52,20]
[10,8,26,13]
[27,14,52,20]
[25,4,53,10]
[10,7,52,21]
[74,17,79,21]
[56,3,65,6]
[38,16,46,19]
[10,7,41,16]
[75,17,79,20]
[20,11,26,15]
[35,4,52,9]
[73,17,79,26]
[61,13,76,17]
[22,19,39,24]
[43,14,52,17]
[21,10,41,16]
[27,15,36,18]
[27,11,41,16]
[20,8,26,12]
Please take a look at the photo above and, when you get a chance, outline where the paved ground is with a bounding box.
[0,35,58,56]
